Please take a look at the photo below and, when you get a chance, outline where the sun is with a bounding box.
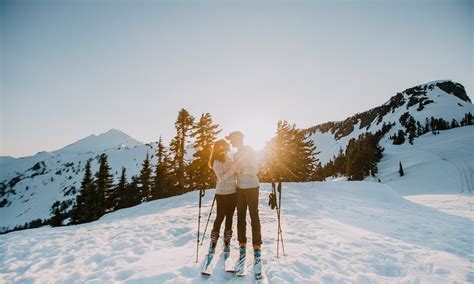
[231,120,275,151]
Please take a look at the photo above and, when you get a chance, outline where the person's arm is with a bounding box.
[239,148,259,175]
[213,160,235,181]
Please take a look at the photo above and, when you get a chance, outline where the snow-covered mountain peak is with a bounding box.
[306,80,473,165]
[400,80,470,103]
[54,129,143,154]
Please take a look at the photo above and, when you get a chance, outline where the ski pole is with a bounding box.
[196,189,205,263]
[200,195,216,246]
[272,180,281,258]
[277,178,286,256]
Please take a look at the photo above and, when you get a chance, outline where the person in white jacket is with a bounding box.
[225,131,262,261]
[207,139,237,255]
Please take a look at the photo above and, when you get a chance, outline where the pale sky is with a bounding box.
[1,0,472,157]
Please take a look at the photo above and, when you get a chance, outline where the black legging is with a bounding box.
[212,193,237,232]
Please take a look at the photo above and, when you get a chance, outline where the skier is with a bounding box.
[225,131,262,280]
[202,139,237,274]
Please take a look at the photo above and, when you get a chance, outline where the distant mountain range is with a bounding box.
[0,80,472,233]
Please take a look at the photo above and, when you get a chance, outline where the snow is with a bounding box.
[404,195,473,221]
[0,133,155,231]
[378,126,474,195]
[1,181,472,283]
[54,129,143,154]
[309,82,474,166]
[1,81,472,282]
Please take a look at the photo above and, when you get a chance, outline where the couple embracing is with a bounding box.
[208,131,262,277]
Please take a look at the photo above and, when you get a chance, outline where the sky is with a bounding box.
[1,0,472,157]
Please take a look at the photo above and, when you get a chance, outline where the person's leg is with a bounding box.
[211,195,225,249]
[224,193,237,246]
[247,187,262,247]
[236,188,248,246]
[224,193,237,231]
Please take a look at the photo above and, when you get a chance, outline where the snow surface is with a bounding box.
[54,129,143,154]
[309,83,474,166]
[404,195,473,221]
[378,126,474,195]
[1,181,472,283]
[0,131,155,231]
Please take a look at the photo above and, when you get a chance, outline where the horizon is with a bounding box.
[1,78,470,159]
[1,0,472,157]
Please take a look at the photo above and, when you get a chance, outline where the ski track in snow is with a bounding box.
[1,182,473,283]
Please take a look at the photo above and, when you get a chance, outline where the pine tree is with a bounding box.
[115,167,128,209]
[139,152,153,202]
[189,113,221,190]
[70,159,95,224]
[451,119,459,129]
[293,127,319,181]
[152,137,170,199]
[345,133,383,180]
[392,129,406,145]
[94,153,113,220]
[399,161,404,177]
[120,175,140,209]
[263,120,319,182]
[333,147,346,176]
[50,201,69,227]
[424,117,430,134]
[169,108,195,194]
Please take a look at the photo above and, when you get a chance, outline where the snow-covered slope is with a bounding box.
[0,130,154,232]
[54,129,143,154]
[1,181,472,283]
[307,80,473,165]
[378,126,474,195]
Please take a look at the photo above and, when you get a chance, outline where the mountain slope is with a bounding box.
[1,80,472,233]
[379,126,474,195]
[0,130,155,232]
[0,181,471,283]
[54,128,143,154]
[306,80,473,165]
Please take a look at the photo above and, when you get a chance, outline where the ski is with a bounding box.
[234,252,246,276]
[200,252,215,276]
[254,255,263,283]
[224,251,235,273]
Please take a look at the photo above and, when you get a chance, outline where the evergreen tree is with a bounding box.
[416,121,423,136]
[152,137,171,199]
[263,120,319,182]
[399,161,404,177]
[120,175,140,209]
[451,119,459,129]
[189,113,221,190]
[139,152,153,201]
[94,153,113,220]
[169,108,195,194]
[114,167,128,209]
[70,159,95,224]
[333,147,346,176]
[424,117,430,133]
[392,129,406,145]
[345,133,383,180]
[461,112,473,126]
[50,201,70,227]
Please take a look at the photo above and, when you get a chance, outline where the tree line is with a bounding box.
[52,109,221,226]
[50,110,474,226]
[391,112,473,145]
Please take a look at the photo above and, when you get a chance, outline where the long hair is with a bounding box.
[208,139,229,169]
